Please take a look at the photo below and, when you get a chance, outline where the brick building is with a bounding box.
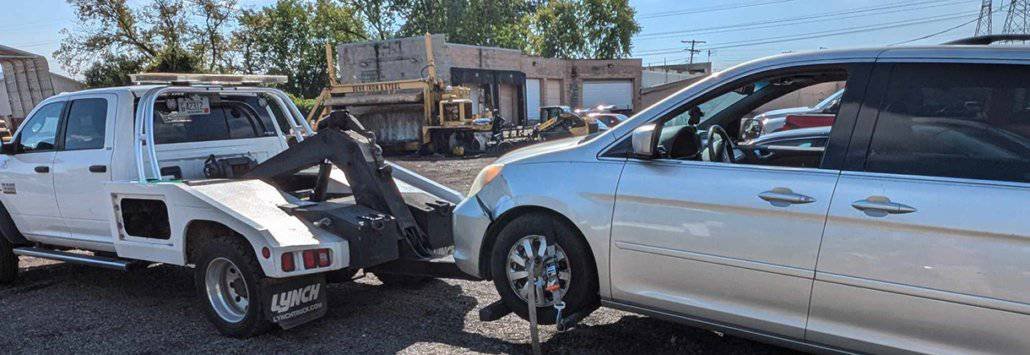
[336,34,642,124]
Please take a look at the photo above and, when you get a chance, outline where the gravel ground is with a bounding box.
[1,155,801,354]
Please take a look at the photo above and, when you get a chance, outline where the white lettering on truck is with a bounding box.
[270,284,321,313]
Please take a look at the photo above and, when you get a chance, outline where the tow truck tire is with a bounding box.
[194,237,273,338]
[490,213,598,325]
[0,236,16,284]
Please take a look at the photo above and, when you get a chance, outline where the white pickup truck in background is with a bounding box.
[0,74,464,337]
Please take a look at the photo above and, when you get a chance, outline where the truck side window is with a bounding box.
[63,98,108,150]
[18,101,65,153]
[866,64,1030,183]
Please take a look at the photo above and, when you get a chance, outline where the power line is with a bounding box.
[635,10,978,56]
[682,40,706,64]
[635,0,972,39]
[891,17,980,45]
[638,0,799,19]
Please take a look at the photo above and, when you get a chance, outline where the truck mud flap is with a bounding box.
[262,274,328,330]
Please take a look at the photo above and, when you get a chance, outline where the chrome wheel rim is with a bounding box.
[506,235,571,307]
[205,257,249,323]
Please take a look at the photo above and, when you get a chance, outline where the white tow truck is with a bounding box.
[0,74,466,337]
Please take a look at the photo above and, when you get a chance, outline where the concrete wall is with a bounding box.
[50,73,83,94]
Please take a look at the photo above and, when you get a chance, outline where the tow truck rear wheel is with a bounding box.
[0,237,17,284]
[490,213,598,325]
[194,237,273,338]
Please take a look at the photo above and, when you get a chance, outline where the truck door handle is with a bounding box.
[34,166,49,173]
[89,165,107,173]
[851,196,916,215]
[758,187,815,205]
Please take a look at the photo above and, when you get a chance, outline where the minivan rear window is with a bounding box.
[866,64,1030,183]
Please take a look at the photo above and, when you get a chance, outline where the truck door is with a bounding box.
[0,101,65,238]
[52,95,116,248]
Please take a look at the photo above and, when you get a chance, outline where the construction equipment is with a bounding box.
[307,35,490,155]
[532,106,598,140]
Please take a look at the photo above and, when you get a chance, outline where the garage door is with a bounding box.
[545,79,562,106]
[526,79,541,121]
[582,80,633,110]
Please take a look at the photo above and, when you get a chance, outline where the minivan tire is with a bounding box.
[490,212,598,324]
[194,236,273,338]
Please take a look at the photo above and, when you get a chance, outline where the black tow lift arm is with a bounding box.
[245,111,437,259]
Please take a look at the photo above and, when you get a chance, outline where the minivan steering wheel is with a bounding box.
[706,125,736,163]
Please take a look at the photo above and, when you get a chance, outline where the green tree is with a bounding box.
[237,0,366,97]
[527,0,639,59]
[82,55,145,88]
[582,0,638,58]
[346,0,402,40]
[395,0,535,50]
[528,0,584,58]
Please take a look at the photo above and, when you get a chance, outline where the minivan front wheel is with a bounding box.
[490,213,597,324]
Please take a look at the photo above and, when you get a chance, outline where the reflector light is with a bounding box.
[261,247,271,259]
[302,250,317,269]
[281,252,295,272]
[317,249,331,267]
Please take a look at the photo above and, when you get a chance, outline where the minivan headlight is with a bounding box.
[468,163,504,196]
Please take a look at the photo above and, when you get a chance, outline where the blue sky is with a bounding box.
[0,0,1003,78]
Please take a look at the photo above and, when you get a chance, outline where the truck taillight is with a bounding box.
[281,252,295,272]
[301,249,331,269]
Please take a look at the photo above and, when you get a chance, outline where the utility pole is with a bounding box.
[1003,0,1030,35]
[681,40,706,64]
[976,0,993,36]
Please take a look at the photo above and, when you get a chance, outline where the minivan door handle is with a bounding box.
[89,165,107,173]
[34,166,49,173]
[758,187,816,205]
[851,196,916,215]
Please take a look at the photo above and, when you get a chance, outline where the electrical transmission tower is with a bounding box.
[1003,0,1030,34]
[976,0,993,35]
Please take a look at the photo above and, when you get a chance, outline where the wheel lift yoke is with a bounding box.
[245,111,452,269]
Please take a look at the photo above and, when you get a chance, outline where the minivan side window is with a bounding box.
[866,64,1030,183]
[63,98,108,150]
[18,101,65,152]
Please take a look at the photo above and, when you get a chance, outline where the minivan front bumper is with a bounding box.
[452,195,492,279]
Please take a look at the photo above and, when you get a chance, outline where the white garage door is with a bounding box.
[545,79,562,106]
[526,79,541,121]
[582,80,633,110]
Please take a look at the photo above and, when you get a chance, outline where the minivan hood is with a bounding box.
[495,137,580,165]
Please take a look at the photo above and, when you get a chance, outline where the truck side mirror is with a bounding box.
[631,124,657,158]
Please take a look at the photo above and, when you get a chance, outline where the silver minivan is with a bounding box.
[452,39,1030,354]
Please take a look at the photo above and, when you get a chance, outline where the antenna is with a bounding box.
[976,0,993,36]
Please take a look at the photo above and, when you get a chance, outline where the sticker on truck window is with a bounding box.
[176,96,211,115]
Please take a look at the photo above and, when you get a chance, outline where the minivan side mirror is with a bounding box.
[0,141,15,155]
[631,124,657,158]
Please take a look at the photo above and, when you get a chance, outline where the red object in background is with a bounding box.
[781,114,836,132]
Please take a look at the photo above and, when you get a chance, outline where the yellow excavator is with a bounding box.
[532,106,597,140]
[306,35,489,155]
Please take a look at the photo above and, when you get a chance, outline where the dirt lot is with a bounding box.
[0,155,799,354]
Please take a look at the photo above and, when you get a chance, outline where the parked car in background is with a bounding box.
[588,112,628,131]
[452,39,1030,354]
[741,88,843,139]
